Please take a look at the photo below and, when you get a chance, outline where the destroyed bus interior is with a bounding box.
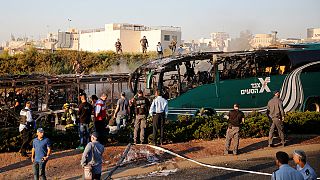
[0,73,130,128]
[129,53,217,100]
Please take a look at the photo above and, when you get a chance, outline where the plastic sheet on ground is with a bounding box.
[148,168,178,177]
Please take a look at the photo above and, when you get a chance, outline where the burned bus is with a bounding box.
[129,43,320,119]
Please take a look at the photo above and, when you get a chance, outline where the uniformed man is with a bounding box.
[272,151,303,180]
[267,90,285,147]
[61,103,76,127]
[133,90,150,144]
[115,39,123,54]
[224,103,244,155]
[293,150,317,180]
[149,89,168,145]
[140,36,149,53]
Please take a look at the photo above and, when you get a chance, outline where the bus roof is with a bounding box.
[135,45,320,74]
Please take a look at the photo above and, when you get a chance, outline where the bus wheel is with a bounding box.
[305,98,320,112]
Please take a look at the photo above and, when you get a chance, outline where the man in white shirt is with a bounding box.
[293,150,317,180]
[149,89,168,145]
[19,101,35,157]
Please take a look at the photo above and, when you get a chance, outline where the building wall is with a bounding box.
[250,34,273,48]
[79,23,181,53]
[307,28,320,40]
[80,31,107,52]
[120,30,141,52]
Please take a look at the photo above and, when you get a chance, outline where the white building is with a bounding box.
[250,34,275,48]
[56,28,79,50]
[307,28,320,41]
[79,23,181,53]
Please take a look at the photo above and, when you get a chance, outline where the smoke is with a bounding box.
[228,30,253,52]
[108,60,131,74]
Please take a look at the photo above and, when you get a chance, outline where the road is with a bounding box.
[135,152,320,180]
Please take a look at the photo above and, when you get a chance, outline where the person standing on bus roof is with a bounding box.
[149,89,168,145]
[224,103,244,155]
[267,90,286,147]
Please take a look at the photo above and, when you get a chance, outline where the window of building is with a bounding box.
[164,35,170,41]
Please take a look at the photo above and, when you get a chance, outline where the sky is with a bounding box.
[0,0,319,43]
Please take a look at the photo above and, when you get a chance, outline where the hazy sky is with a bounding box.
[0,0,319,43]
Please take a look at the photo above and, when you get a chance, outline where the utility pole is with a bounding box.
[271,31,278,45]
[67,19,72,30]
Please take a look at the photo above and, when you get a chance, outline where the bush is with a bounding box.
[1,111,320,152]
[0,49,158,75]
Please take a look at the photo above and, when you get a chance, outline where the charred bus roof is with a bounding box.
[133,44,320,75]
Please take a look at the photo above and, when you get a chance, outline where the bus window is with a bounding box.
[279,66,285,74]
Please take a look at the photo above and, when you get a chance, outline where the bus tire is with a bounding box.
[305,97,320,112]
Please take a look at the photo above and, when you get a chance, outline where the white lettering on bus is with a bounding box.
[241,89,259,95]
[240,77,271,95]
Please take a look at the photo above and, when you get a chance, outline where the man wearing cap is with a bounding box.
[132,90,150,144]
[19,101,35,157]
[81,132,104,180]
[224,103,245,155]
[267,90,286,147]
[113,92,129,130]
[293,150,317,180]
[78,93,93,150]
[149,89,168,145]
[272,151,304,180]
[31,128,52,180]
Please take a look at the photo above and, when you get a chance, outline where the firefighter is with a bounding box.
[61,103,77,130]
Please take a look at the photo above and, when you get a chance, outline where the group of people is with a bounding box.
[224,90,285,156]
[115,36,181,59]
[18,88,168,179]
[272,150,317,180]
[17,87,318,179]
[224,89,317,179]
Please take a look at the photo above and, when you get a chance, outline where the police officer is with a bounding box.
[267,90,285,147]
[149,89,168,145]
[19,101,34,157]
[272,151,303,180]
[224,103,244,155]
[133,90,150,144]
[293,150,317,180]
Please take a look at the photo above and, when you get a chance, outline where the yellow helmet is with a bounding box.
[63,103,70,109]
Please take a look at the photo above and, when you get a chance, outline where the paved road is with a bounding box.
[139,152,320,180]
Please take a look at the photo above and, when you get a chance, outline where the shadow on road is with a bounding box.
[239,135,316,154]
[0,149,82,173]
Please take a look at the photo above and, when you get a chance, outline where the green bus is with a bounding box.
[129,43,320,119]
